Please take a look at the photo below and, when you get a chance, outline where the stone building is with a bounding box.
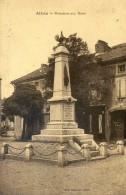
[89,41,126,141]
[11,64,49,94]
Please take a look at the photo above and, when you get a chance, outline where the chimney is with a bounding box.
[95,40,111,53]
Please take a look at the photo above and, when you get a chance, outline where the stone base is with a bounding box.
[32,133,93,143]
[41,128,84,135]
[47,122,78,129]
[7,131,14,137]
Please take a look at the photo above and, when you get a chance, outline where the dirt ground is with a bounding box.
[0,137,126,195]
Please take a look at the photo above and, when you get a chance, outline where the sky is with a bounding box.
[0,0,126,98]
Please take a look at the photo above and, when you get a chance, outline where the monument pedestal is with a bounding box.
[32,98,93,143]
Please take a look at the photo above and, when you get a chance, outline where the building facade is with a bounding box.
[89,41,126,141]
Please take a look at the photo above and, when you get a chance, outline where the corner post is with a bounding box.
[116,141,124,155]
[100,142,108,157]
[82,144,91,161]
[25,143,34,161]
[1,142,8,159]
[58,145,68,166]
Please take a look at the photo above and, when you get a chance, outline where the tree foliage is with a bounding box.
[48,33,89,64]
[3,84,44,139]
[4,84,43,118]
[55,33,89,58]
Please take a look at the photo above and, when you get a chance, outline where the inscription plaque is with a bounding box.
[63,103,74,121]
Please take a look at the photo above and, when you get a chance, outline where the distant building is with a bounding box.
[11,64,49,94]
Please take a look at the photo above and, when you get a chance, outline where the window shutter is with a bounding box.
[98,114,102,133]
[121,79,126,98]
[117,80,120,98]
[89,115,92,132]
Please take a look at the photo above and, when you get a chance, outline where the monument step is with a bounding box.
[90,145,97,151]
[81,142,98,150]
[80,139,99,151]
[41,129,84,135]
[47,122,78,129]
[91,151,100,157]
[81,140,93,145]
[91,156,106,161]
[32,134,93,143]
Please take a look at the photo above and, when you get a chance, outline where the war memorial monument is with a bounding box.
[32,33,94,144]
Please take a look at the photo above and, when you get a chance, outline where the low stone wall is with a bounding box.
[0,140,125,167]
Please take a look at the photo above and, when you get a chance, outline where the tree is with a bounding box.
[55,32,89,58]
[48,32,89,64]
[69,55,102,128]
[3,84,44,139]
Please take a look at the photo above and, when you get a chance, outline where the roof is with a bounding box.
[11,64,49,85]
[11,42,126,85]
[97,43,126,63]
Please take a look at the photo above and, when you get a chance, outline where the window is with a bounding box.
[118,64,125,73]
[117,79,126,98]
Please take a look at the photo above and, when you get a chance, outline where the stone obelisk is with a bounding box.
[32,34,93,143]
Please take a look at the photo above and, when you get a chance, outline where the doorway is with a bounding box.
[111,110,126,141]
[89,105,105,141]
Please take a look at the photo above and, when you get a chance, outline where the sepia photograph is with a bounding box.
[0,0,126,194]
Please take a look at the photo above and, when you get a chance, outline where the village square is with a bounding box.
[0,0,126,195]
[0,31,126,194]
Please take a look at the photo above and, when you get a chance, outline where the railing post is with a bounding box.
[58,145,68,167]
[25,143,34,161]
[1,142,8,159]
[82,144,91,161]
[116,141,124,155]
[100,142,108,158]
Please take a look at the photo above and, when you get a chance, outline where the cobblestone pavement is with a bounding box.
[0,137,126,195]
